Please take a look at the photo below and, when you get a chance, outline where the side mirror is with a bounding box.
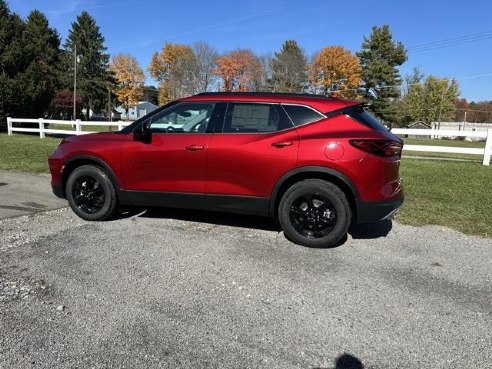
[133,120,151,143]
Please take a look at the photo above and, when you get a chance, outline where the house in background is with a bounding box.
[116,101,158,121]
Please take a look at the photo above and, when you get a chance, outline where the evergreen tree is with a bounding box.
[20,10,61,118]
[0,0,25,131]
[357,25,407,123]
[271,40,307,93]
[63,11,114,119]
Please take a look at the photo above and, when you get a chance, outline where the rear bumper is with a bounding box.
[355,196,404,224]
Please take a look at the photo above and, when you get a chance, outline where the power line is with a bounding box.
[407,31,492,54]
[329,72,492,95]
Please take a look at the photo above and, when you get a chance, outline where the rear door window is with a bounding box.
[223,103,293,133]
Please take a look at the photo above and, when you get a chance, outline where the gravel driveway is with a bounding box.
[0,204,491,368]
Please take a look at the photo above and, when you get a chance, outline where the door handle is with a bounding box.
[185,144,205,151]
[272,141,293,148]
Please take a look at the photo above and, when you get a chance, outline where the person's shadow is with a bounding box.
[334,354,364,369]
[313,353,364,369]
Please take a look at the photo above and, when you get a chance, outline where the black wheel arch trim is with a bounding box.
[62,155,129,204]
[269,166,360,216]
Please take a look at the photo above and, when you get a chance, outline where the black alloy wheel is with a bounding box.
[72,175,105,215]
[66,165,118,221]
[289,194,337,239]
[279,179,351,248]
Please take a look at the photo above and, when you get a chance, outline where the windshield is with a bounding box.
[118,101,178,134]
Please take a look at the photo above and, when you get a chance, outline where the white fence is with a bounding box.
[5,118,492,166]
[6,117,131,138]
[391,128,492,166]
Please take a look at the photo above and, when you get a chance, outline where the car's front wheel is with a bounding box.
[65,165,118,221]
[278,179,351,247]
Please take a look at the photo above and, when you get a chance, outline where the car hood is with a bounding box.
[62,132,130,143]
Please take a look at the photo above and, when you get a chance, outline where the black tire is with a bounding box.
[65,165,118,221]
[278,179,351,248]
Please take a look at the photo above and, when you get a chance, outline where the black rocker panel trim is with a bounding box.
[124,191,270,217]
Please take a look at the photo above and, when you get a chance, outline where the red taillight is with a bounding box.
[349,139,403,158]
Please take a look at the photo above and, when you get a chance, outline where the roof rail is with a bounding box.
[195,92,335,99]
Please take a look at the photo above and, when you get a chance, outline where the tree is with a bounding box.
[309,46,361,98]
[19,10,61,118]
[271,40,307,93]
[357,25,407,122]
[63,11,114,119]
[461,100,492,123]
[191,41,218,93]
[214,49,264,92]
[48,89,81,119]
[400,74,460,125]
[454,98,469,122]
[0,0,24,130]
[142,85,159,106]
[0,3,61,130]
[149,43,197,104]
[110,54,144,118]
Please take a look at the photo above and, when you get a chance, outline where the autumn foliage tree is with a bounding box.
[110,54,144,117]
[309,46,361,98]
[214,49,264,92]
[149,43,196,104]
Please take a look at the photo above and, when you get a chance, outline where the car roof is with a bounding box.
[178,92,360,113]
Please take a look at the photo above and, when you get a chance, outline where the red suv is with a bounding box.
[48,93,403,247]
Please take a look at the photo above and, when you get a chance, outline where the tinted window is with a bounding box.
[346,107,387,131]
[223,103,292,133]
[149,103,215,133]
[282,105,324,126]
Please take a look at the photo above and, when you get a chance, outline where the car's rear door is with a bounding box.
[206,102,299,215]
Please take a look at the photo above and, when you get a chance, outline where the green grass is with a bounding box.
[396,158,492,238]
[48,123,119,133]
[403,138,485,148]
[1,133,491,238]
[0,133,61,173]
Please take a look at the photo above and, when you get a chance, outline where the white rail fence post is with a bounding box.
[483,129,492,166]
[7,117,12,135]
[38,118,45,138]
[75,119,81,135]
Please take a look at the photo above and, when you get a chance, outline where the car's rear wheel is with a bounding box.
[66,165,118,221]
[278,179,351,247]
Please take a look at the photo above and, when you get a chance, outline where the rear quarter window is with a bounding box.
[282,105,325,127]
[346,107,388,131]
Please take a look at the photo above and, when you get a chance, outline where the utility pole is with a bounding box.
[73,44,77,121]
[107,88,111,122]
[437,83,446,130]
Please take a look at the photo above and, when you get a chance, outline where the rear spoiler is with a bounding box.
[324,103,366,119]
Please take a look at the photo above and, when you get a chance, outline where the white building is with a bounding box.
[116,101,159,121]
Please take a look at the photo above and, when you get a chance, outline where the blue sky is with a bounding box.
[8,0,492,101]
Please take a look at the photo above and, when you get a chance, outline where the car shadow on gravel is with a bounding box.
[349,219,393,240]
[138,207,281,232]
[127,207,393,245]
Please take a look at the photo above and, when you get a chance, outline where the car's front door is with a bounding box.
[122,102,218,207]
